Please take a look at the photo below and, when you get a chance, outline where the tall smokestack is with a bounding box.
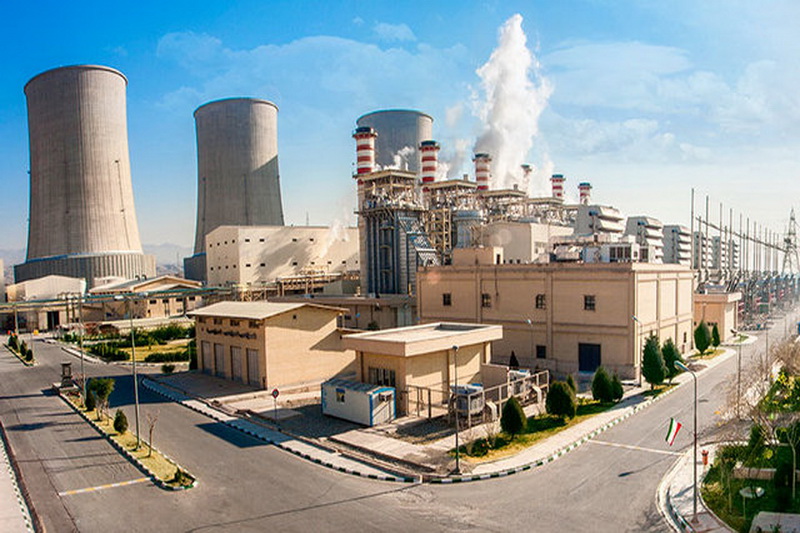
[551,174,565,199]
[419,140,440,188]
[353,126,378,175]
[473,153,492,191]
[579,182,592,205]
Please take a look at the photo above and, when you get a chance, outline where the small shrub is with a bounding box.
[113,409,129,434]
[546,381,577,419]
[145,352,190,363]
[25,348,33,361]
[8,334,18,351]
[611,373,624,401]
[592,367,614,403]
[642,335,666,389]
[500,396,527,438]
[711,324,721,347]
[509,351,519,369]
[747,424,766,456]
[566,374,577,394]
[161,364,175,374]
[662,338,683,383]
[84,391,96,412]
[694,321,711,355]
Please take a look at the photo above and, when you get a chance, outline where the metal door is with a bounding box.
[202,342,212,375]
[231,346,243,382]
[578,343,601,372]
[214,344,225,378]
[246,349,260,386]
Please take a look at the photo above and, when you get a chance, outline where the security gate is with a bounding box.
[246,349,260,386]
[214,344,225,378]
[231,346,243,382]
[202,342,212,375]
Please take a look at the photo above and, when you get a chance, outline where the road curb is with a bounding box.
[0,421,36,532]
[141,378,418,484]
[57,391,198,491]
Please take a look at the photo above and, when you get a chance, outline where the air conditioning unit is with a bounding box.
[451,384,484,415]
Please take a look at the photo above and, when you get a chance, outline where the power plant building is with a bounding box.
[356,110,433,173]
[15,65,156,287]
[185,98,285,281]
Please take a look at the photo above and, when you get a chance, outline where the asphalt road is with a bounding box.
[0,312,795,532]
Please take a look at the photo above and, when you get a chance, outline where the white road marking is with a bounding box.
[58,477,149,496]
[589,439,682,456]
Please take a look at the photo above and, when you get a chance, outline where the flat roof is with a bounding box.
[343,322,503,357]
[189,301,346,321]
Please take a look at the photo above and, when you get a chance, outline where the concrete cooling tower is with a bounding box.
[356,110,433,173]
[14,65,155,287]
[184,98,285,281]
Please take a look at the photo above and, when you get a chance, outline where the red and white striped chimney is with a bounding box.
[353,126,377,176]
[419,140,440,188]
[579,182,592,205]
[551,174,565,199]
[473,153,491,191]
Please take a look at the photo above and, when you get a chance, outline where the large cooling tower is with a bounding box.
[14,65,155,286]
[184,98,284,281]
[356,110,433,173]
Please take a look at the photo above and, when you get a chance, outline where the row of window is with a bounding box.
[197,316,260,328]
[147,296,196,304]
[441,292,596,311]
[209,236,320,248]
[209,259,356,272]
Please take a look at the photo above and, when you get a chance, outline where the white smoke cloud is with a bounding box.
[437,138,470,180]
[473,14,553,191]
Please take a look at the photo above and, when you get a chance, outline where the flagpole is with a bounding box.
[675,360,698,523]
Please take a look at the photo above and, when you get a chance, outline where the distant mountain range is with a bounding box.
[1,244,193,284]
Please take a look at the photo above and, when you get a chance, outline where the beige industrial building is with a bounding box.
[271,294,415,331]
[191,301,357,389]
[477,221,573,264]
[205,225,358,287]
[694,291,741,342]
[417,247,694,380]
[86,275,202,321]
[4,275,87,331]
[343,322,503,415]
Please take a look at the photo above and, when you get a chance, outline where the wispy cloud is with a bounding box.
[372,22,416,42]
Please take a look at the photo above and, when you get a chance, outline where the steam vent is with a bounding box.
[15,65,155,287]
[184,98,285,281]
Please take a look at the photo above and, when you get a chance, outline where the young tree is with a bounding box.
[500,396,527,438]
[662,338,683,383]
[546,381,577,419]
[611,373,624,402]
[508,351,519,369]
[113,409,129,434]
[84,390,96,412]
[88,378,115,421]
[592,367,614,403]
[694,321,711,355]
[711,324,721,348]
[642,334,666,389]
[566,374,578,395]
[146,410,160,458]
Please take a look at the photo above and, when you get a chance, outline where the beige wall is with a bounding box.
[195,306,356,390]
[418,261,694,379]
[694,293,741,343]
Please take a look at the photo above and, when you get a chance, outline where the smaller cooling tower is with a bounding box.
[356,110,433,173]
[185,97,285,281]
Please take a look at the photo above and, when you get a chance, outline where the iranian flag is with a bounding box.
[666,418,682,446]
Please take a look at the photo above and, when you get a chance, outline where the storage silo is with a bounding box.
[14,65,156,286]
[184,98,285,281]
[356,110,433,173]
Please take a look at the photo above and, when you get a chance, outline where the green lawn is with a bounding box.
[119,339,190,362]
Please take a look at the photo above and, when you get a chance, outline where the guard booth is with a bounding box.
[321,378,395,426]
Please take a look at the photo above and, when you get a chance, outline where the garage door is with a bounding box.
[202,342,212,375]
[578,343,602,372]
[231,346,243,383]
[246,348,260,386]
[214,344,225,378]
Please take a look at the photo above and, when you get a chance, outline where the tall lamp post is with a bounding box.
[675,360,698,523]
[632,315,643,387]
[526,318,534,362]
[78,293,86,402]
[121,294,142,450]
[731,329,742,419]
[452,344,460,475]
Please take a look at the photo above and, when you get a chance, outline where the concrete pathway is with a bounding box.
[0,430,33,533]
[141,378,415,482]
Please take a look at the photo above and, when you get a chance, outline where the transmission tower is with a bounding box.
[782,209,800,273]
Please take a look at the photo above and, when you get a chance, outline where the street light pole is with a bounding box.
[452,344,460,475]
[78,293,86,402]
[675,360,698,522]
[632,316,642,387]
[526,318,534,362]
[128,295,141,450]
[731,329,742,419]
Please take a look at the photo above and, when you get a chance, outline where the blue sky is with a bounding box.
[1,0,798,251]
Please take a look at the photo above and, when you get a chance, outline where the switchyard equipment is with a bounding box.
[16,65,155,287]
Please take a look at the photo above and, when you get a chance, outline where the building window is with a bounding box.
[292,238,298,242]
[149,299,157,304]
[259,238,265,242]
[245,238,250,242]
[442,293,452,307]
[481,293,492,308]
[292,261,298,266]
[248,320,259,329]
[189,296,196,301]
[310,238,315,242]
[342,260,347,264]
[584,295,596,311]
[213,318,223,325]
[368,367,396,388]
[260,263,266,267]
[535,294,546,310]
[336,389,346,403]
[245,263,251,267]
[197,317,205,324]
[230,319,239,326]
[683,332,687,343]
[536,345,547,359]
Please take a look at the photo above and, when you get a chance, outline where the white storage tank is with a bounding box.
[321,379,395,427]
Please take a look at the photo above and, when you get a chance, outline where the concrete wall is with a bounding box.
[192,98,284,256]
[206,225,359,286]
[694,293,741,343]
[479,222,573,264]
[418,261,694,379]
